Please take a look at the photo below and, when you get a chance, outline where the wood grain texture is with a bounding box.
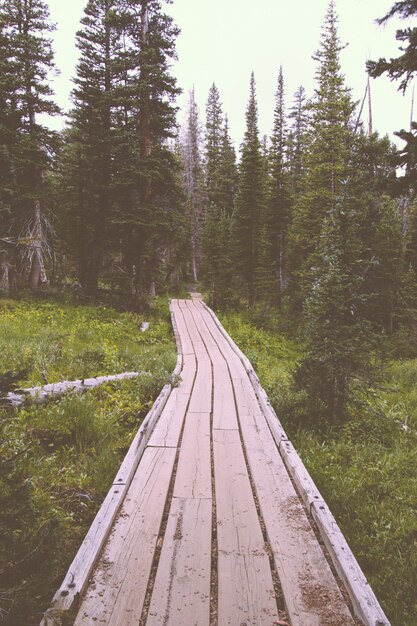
[148,354,196,449]
[310,501,390,626]
[238,408,354,626]
[171,300,194,355]
[173,412,211,499]
[213,429,279,625]
[147,498,212,626]
[187,302,238,430]
[73,447,176,626]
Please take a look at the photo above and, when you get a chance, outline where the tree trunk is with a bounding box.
[0,261,12,292]
[29,201,47,289]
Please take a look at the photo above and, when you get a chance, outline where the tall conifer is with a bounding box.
[287,1,355,309]
[182,88,204,282]
[268,67,291,305]
[202,86,237,305]
[0,0,59,288]
[234,72,269,304]
[64,0,181,294]
[288,85,309,195]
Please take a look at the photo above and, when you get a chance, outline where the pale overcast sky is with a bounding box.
[45,0,413,148]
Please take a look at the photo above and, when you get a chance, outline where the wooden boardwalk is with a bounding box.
[43,297,390,626]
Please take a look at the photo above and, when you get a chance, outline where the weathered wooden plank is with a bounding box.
[279,439,323,509]
[238,406,354,626]
[276,443,390,625]
[232,376,268,431]
[217,553,279,626]
[73,447,176,626]
[171,299,194,356]
[41,380,174,625]
[187,373,212,414]
[148,355,196,448]
[196,299,287,441]
[174,412,211,499]
[146,497,212,626]
[112,382,172,485]
[41,485,127,626]
[180,308,205,350]
[148,388,188,448]
[310,500,390,626]
[213,429,279,625]
[186,302,238,430]
[169,300,184,379]
[191,300,247,381]
[212,366,238,430]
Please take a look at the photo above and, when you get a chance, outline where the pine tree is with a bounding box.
[268,67,291,305]
[234,72,270,304]
[287,1,355,310]
[125,0,182,296]
[0,17,15,248]
[65,0,118,292]
[288,85,309,195]
[182,88,204,282]
[205,83,224,210]
[217,116,238,215]
[201,87,237,305]
[64,0,181,295]
[295,189,372,423]
[0,0,59,288]
[349,131,402,332]
[367,1,417,94]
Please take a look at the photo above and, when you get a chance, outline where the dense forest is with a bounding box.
[1,0,417,624]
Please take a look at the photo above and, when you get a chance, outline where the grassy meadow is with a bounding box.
[0,297,176,626]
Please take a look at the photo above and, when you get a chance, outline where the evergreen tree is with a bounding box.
[288,85,309,195]
[64,0,118,292]
[63,0,181,295]
[367,1,417,331]
[367,1,417,94]
[125,0,182,296]
[205,83,223,209]
[217,116,238,215]
[201,86,237,306]
[182,87,204,282]
[349,131,402,332]
[0,0,59,288]
[268,67,291,305]
[295,188,372,424]
[287,1,355,310]
[234,72,270,304]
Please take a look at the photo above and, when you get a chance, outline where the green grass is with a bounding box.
[0,297,176,626]
[0,298,175,387]
[219,308,417,626]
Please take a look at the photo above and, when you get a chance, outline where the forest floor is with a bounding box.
[219,308,417,626]
[0,295,176,626]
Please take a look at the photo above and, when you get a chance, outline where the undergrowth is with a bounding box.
[0,297,176,626]
[219,308,417,626]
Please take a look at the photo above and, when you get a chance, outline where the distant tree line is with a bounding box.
[1,0,417,423]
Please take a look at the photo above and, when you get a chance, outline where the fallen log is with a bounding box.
[1,372,148,407]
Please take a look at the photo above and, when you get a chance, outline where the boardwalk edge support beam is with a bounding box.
[39,301,183,626]
[201,300,390,626]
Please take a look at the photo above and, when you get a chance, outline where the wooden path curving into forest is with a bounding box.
[42,296,390,626]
